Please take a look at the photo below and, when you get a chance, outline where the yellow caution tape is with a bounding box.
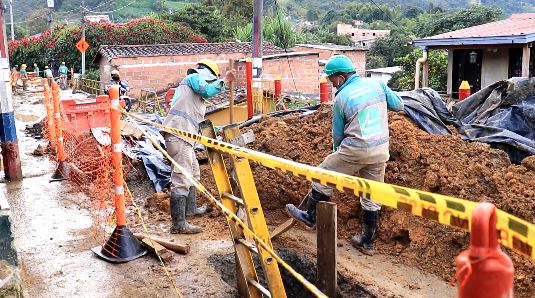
[120,108,535,262]
[123,111,327,298]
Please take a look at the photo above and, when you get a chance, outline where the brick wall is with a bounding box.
[100,52,250,97]
[234,53,321,96]
[292,47,367,75]
[100,52,324,97]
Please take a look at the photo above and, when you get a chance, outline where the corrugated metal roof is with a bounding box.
[414,13,535,48]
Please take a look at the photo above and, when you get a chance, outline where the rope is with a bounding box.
[120,108,327,298]
[125,184,183,298]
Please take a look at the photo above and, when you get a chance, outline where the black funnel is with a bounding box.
[91,225,147,263]
[50,160,71,182]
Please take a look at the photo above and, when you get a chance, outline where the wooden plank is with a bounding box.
[229,59,235,124]
[317,201,337,298]
[141,238,174,263]
[522,45,531,77]
[133,233,190,255]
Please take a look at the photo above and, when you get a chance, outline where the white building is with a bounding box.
[365,66,402,84]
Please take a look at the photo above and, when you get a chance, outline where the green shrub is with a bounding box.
[8,17,207,72]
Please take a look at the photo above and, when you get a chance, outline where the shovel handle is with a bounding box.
[270,191,310,239]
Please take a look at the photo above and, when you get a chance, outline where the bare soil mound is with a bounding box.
[199,104,535,296]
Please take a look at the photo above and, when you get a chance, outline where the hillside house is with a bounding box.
[414,13,535,98]
[336,23,390,48]
[292,43,367,76]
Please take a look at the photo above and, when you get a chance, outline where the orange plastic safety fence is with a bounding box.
[40,87,134,244]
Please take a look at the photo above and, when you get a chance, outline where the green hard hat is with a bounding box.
[325,55,355,76]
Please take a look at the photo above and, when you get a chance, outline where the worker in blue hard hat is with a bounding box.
[286,54,404,255]
[162,58,235,234]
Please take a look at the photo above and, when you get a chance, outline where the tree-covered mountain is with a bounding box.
[8,0,533,38]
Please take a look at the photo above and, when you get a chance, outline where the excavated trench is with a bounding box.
[208,248,374,297]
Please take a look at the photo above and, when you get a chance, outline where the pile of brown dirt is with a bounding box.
[198,105,535,296]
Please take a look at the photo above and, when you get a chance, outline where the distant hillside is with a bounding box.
[278,0,534,16]
[9,0,198,36]
[8,0,534,37]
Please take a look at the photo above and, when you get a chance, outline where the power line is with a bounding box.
[82,0,139,14]
[366,0,401,27]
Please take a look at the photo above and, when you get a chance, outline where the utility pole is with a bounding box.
[8,0,13,41]
[251,0,263,112]
[0,0,22,181]
[81,0,85,75]
[47,0,54,32]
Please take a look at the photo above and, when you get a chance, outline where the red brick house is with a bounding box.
[291,43,367,75]
[234,51,321,97]
[94,42,285,96]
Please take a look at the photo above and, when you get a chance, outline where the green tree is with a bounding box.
[367,33,414,67]
[234,12,298,49]
[154,0,165,12]
[365,55,387,69]
[203,0,253,27]
[306,9,320,22]
[161,4,230,41]
[388,48,447,91]
[416,6,503,37]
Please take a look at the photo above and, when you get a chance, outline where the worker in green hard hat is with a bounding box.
[286,54,404,255]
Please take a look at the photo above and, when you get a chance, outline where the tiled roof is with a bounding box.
[424,13,535,40]
[294,43,365,51]
[206,89,247,114]
[96,42,285,62]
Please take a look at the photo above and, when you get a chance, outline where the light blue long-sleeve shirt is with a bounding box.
[171,73,225,106]
[332,74,404,152]
[58,65,69,75]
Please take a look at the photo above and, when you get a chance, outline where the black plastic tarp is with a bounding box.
[400,88,458,135]
[401,78,535,163]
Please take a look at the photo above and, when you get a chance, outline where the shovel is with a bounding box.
[270,191,309,239]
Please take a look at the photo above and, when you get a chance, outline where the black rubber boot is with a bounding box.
[351,210,379,255]
[286,189,330,228]
[186,186,207,217]
[170,191,202,234]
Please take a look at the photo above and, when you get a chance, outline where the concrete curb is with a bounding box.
[0,189,20,294]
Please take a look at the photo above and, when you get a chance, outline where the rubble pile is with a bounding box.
[203,105,535,296]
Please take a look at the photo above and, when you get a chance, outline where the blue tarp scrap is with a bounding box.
[122,114,171,192]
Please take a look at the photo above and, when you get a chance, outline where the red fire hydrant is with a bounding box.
[458,80,471,100]
[455,202,514,298]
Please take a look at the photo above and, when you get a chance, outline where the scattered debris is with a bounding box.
[32,144,44,156]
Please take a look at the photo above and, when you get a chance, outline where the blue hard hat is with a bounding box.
[325,55,355,76]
